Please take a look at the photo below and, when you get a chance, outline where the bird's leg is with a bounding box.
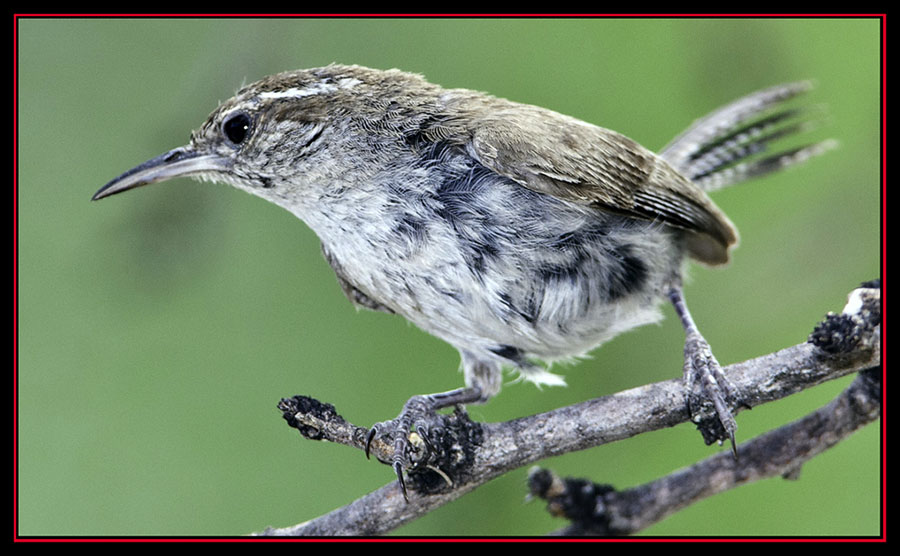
[668,286,743,455]
[366,386,485,501]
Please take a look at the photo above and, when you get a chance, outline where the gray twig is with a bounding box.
[258,283,881,536]
[529,365,881,535]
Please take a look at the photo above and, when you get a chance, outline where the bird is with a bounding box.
[94,64,832,497]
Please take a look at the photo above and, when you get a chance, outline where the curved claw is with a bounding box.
[365,427,377,460]
[418,428,434,454]
[393,461,408,502]
[411,424,434,456]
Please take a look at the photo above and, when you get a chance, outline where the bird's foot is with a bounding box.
[683,332,746,455]
[365,387,484,501]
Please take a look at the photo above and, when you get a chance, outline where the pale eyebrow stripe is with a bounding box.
[257,77,363,100]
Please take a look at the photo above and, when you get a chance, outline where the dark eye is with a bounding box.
[222,112,251,145]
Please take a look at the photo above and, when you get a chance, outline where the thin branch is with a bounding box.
[257,283,881,536]
[529,365,882,535]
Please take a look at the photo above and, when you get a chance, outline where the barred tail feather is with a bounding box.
[692,139,838,193]
[660,81,835,192]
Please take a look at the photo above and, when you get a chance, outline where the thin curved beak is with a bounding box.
[92,146,230,201]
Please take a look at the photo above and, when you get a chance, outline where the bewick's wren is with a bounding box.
[94,65,831,497]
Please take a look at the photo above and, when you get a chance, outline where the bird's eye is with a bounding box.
[222,112,251,145]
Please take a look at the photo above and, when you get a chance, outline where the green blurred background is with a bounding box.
[17,17,881,537]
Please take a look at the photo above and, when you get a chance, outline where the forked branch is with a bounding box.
[258,282,881,536]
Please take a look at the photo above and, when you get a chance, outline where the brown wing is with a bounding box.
[466,103,739,265]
